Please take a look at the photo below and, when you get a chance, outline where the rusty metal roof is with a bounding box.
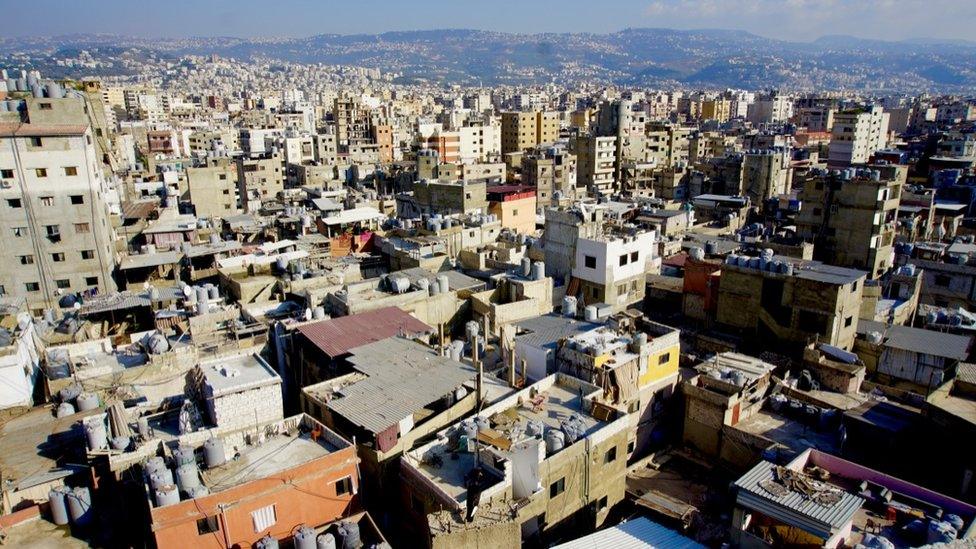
[0,123,88,137]
[296,306,432,358]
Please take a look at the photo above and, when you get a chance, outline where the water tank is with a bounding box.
[927,520,957,544]
[704,241,717,255]
[67,487,93,525]
[545,428,566,455]
[197,300,210,315]
[531,261,545,281]
[207,285,220,300]
[48,486,70,525]
[145,456,167,477]
[195,286,209,304]
[56,402,75,418]
[945,514,965,532]
[136,416,152,440]
[689,247,705,261]
[312,306,326,320]
[295,525,318,549]
[84,418,108,450]
[736,255,750,267]
[429,219,442,231]
[562,296,577,317]
[149,286,161,301]
[203,438,225,469]
[783,263,794,276]
[761,248,774,262]
[465,321,479,341]
[336,521,361,549]
[449,340,464,362]
[154,484,180,508]
[414,278,430,293]
[275,257,288,272]
[748,257,761,269]
[584,305,598,322]
[317,533,337,549]
[388,276,410,294]
[429,279,440,296]
[521,257,532,277]
[725,254,738,265]
[188,485,210,499]
[174,444,195,467]
[631,332,648,352]
[256,535,279,549]
[147,333,170,354]
[866,331,883,344]
[526,420,544,437]
[176,463,201,492]
[110,436,130,451]
[437,275,450,293]
[150,469,174,490]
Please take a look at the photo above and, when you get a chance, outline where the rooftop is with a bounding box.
[554,517,705,548]
[201,353,280,397]
[857,319,972,360]
[204,428,336,492]
[296,306,432,359]
[326,337,477,434]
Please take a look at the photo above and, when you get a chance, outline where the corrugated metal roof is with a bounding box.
[0,123,88,137]
[326,337,477,434]
[858,319,972,360]
[296,306,432,358]
[514,314,603,349]
[121,200,158,221]
[734,461,863,539]
[553,517,705,549]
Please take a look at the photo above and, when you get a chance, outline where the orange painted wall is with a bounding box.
[151,446,359,549]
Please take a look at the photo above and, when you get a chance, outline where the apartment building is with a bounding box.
[572,226,656,312]
[828,106,889,167]
[571,135,616,195]
[716,255,865,350]
[522,147,578,204]
[187,163,240,218]
[501,111,558,154]
[0,122,117,310]
[487,185,537,234]
[796,165,903,278]
[236,152,283,213]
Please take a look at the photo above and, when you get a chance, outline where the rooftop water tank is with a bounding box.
[48,486,70,525]
[437,274,450,293]
[256,535,279,549]
[562,296,577,317]
[317,533,337,549]
[176,463,201,492]
[532,261,545,281]
[295,525,317,549]
[689,247,705,261]
[84,417,108,451]
[154,484,180,508]
[521,257,532,277]
[203,438,225,469]
[465,321,480,341]
[336,521,361,549]
[545,428,566,455]
[429,279,440,296]
[313,307,326,320]
[110,436,130,451]
[56,402,75,418]
[584,305,598,322]
[207,285,220,300]
[67,487,93,525]
[388,276,410,294]
[173,444,195,467]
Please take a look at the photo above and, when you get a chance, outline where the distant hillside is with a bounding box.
[2,28,976,92]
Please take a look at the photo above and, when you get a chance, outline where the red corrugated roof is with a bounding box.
[296,306,433,358]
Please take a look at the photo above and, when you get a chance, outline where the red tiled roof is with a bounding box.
[296,306,433,358]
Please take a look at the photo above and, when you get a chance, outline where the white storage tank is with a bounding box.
[67,487,93,525]
[176,463,201,492]
[48,486,70,525]
[295,525,317,549]
[76,392,99,412]
[204,438,225,469]
[154,484,180,508]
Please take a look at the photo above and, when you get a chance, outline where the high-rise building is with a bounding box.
[0,122,117,310]
[828,106,889,167]
[501,111,559,154]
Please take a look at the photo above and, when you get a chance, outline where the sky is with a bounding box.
[1,0,975,43]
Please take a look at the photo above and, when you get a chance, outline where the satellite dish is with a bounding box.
[182,286,194,297]
[304,308,313,321]
[73,302,81,310]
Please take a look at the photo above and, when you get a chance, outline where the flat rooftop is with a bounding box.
[204,430,337,492]
[201,353,280,397]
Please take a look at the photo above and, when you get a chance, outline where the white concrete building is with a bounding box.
[828,106,889,167]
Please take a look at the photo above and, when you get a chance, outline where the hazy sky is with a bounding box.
[2,0,974,42]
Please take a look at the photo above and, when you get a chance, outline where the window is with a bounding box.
[40,196,54,206]
[56,279,70,289]
[549,477,565,498]
[658,352,671,365]
[934,274,952,288]
[334,476,354,496]
[619,254,628,266]
[604,447,617,464]
[45,224,59,237]
[7,199,21,208]
[812,207,822,217]
[81,250,94,260]
[627,440,636,453]
[64,166,78,176]
[631,251,639,263]
[74,222,91,234]
[251,504,277,533]
[618,283,627,295]
[844,316,853,327]
[19,255,34,265]
[39,102,52,110]
[70,195,84,205]
[196,516,219,535]
[596,495,608,512]
[52,252,65,262]
[84,276,98,286]
[512,208,519,216]
[13,227,26,237]
[30,137,42,147]
[584,255,596,269]
[25,282,40,292]
[35,168,47,178]
[0,169,13,179]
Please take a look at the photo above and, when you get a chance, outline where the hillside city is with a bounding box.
[1,28,976,549]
